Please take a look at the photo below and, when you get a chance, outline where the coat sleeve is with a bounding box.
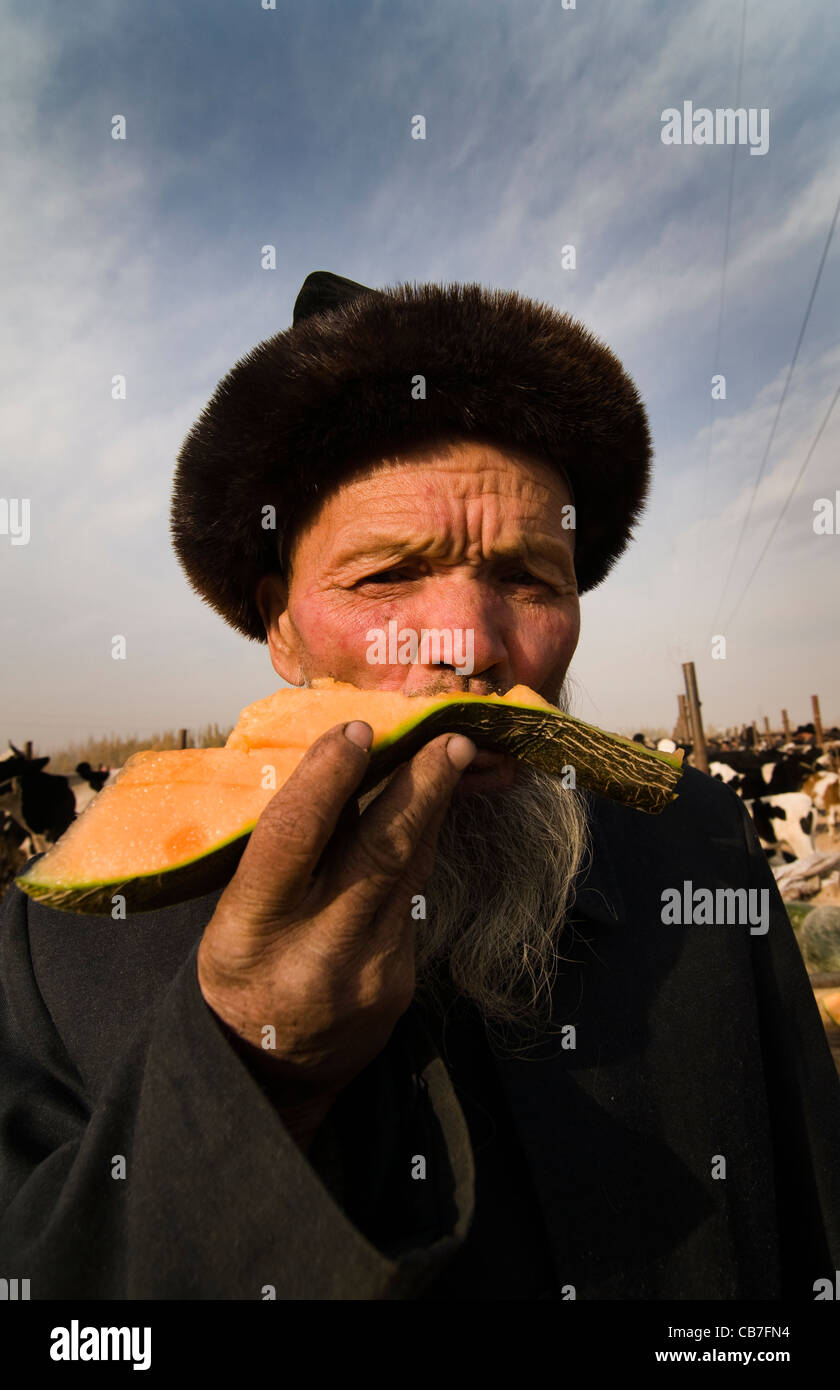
[0,883,475,1299]
[738,798,840,1293]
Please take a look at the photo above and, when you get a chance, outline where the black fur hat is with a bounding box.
[171,271,652,641]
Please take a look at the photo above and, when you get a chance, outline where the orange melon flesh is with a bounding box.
[16,679,683,914]
[226,678,555,752]
[21,746,303,889]
[21,682,557,897]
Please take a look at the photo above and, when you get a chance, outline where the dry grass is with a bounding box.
[34,724,234,775]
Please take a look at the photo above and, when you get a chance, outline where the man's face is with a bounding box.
[256,439,587,1031]
[257,440,580,788]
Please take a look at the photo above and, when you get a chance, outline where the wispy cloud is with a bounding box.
[1,0,838,745]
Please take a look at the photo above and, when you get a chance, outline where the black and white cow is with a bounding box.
[758,751,818,794]
[69,762,119,815]
[709,749,816,800]
[0,745,77,854]
[746,792,816,862]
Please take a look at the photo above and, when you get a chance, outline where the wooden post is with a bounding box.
[782,709,790,741]
[677,694,690,745]
[682,662,709,773]
[752,721,759,748]
[811,695,824,749]
[682,695,695,747]
[179,728,188,750]
[24,741,33,761]
[763,716,771,736]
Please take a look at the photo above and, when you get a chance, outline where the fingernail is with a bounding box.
[344,721,373,750]
[446,735,477,770]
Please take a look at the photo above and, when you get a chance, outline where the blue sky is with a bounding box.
[1,0,838,748]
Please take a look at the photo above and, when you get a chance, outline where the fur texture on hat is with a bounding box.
[171,277,652,641]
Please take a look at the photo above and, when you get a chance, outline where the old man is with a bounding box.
[1,272,838,1300]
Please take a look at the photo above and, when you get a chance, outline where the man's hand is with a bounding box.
[197,721,476,1149]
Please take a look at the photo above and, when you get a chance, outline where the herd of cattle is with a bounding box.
[638,728,840,861]
[1,725,839,888]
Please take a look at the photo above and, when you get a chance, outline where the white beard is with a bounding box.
[414,758,590,1046]
[344,676,590,1046]
[409,679,590,1045]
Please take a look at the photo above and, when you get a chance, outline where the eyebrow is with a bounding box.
[327,530,575,576]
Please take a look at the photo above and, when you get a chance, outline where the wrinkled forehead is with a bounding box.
[276,440,575,570]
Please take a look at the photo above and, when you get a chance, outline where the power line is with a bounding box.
[710,187,840,631]
[723,380,840,627]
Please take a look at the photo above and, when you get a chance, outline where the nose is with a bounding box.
[401,574,510,693]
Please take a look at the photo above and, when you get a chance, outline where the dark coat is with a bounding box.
[1,768,838,1299]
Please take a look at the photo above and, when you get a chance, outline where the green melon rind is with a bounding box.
[15,696,683,915]
[359,699,684,812]
[17,828,254,916]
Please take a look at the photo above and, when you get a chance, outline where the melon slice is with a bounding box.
[16,680,683,914]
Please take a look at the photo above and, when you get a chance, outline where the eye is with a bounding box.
[503,569,542,585]
[358,566,416,585]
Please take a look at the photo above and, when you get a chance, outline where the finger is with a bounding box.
[326,733,476,917]
[226,720,374,921]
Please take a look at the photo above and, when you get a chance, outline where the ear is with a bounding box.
[255,573,305,685]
